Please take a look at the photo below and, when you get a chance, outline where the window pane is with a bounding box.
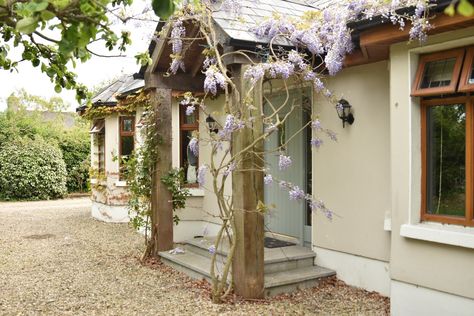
[122,118,133,132]
[121,136,134,157]
[420,58,456,89]
[181,130,198,184]
[426,104,466,217]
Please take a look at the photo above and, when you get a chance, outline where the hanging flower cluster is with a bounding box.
[251,0,431,88]
[189,137,199,156]
[218,114,245,140]
[169,19,186,74]
[204,65,226,95]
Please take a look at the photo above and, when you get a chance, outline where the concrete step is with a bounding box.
[185,237,316,274]
[159,241,335,297]
[264,266,335,297]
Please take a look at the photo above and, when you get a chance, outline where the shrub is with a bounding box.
[59,130,90,192]
[0,138,67,200]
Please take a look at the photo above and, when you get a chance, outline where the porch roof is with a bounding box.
[91,74,144,106]
[212,0,330,46]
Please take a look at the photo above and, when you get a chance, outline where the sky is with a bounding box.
[0,0,157,112]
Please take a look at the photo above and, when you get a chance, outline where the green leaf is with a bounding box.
[54,85,62,93]
[444,4,456,17]
[32,1,49,12]
[40,10,55,21]
[15,17,39,34]
[151,0,175,19]
[458,0,474,17]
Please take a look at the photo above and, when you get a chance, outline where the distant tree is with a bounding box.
[7,89,69,112]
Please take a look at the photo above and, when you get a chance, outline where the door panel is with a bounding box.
[264,91,306,244]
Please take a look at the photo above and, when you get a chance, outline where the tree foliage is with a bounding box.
[0,0,135,101]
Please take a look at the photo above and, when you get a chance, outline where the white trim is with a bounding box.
[400,223,474,249]
[391,280,474,316]
[313,246,390,296]
[115,180,128,187]
[188,188,204,197]
[90,178,98,184]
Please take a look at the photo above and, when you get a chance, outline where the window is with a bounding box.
[90,119,105,174]
[459,46,474,92]
[119,116,135,180]
[180,103,199,185]
[416,47,474,227]
[412,48,465,96]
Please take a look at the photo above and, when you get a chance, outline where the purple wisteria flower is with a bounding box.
[278,154,292,171]
[171,19,185,54]
[326,130,337,141]
[223,162,236,176]
[218,114,245,140]
[310,138,323,148]
[185,105,195,116]
[203,56,216,69]
[264,174,273,185]
[170,58,185,74]
[289,186,305,201]
[244,65,265,85]
[188,137,199,156]
[208,245,216,254]
[197,165,208,187]
[267,61,295,79]
[311,119,322,131]
[204,66,226,95]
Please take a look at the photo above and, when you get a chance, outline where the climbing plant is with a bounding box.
[144,0,460,303]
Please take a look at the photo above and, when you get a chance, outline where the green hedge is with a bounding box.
[0,138,68,200]
[0,110,90,194]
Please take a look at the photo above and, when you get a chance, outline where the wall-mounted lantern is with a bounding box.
[206,115,219,134]
[336,99,355,128]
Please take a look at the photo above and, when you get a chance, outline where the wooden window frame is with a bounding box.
[98,133,106,174]
[459,46,474,92]
[420,96,474,227]
[119,116,135,179]
[412,48,465,97]
[179,104,199,187]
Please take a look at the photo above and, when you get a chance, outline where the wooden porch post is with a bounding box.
[231,65,265,298]
[149,87,174,255]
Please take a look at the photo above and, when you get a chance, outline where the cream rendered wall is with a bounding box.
[171,96,227,240]
[312,61,391,262]
[390,27,474,301]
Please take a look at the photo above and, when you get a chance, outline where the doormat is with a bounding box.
[264,237,296,248]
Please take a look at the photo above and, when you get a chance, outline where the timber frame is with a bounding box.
[141,2,474,299]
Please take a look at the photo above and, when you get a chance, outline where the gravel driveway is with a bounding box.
[0,198,389,315]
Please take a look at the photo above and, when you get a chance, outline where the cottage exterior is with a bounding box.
[78,75,145,222]
[84,0,474,313]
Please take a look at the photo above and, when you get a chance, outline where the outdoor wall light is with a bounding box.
[336,99,355,128]
[206,115,219,134]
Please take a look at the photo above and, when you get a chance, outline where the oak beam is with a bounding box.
[145,71,205,92]
[231,64,265,299]
[149,88,174,255]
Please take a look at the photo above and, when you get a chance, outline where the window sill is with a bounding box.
[115,181,128,187]
[90,179,98,184]
[400,223,474,249]
[188,188,204,197]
